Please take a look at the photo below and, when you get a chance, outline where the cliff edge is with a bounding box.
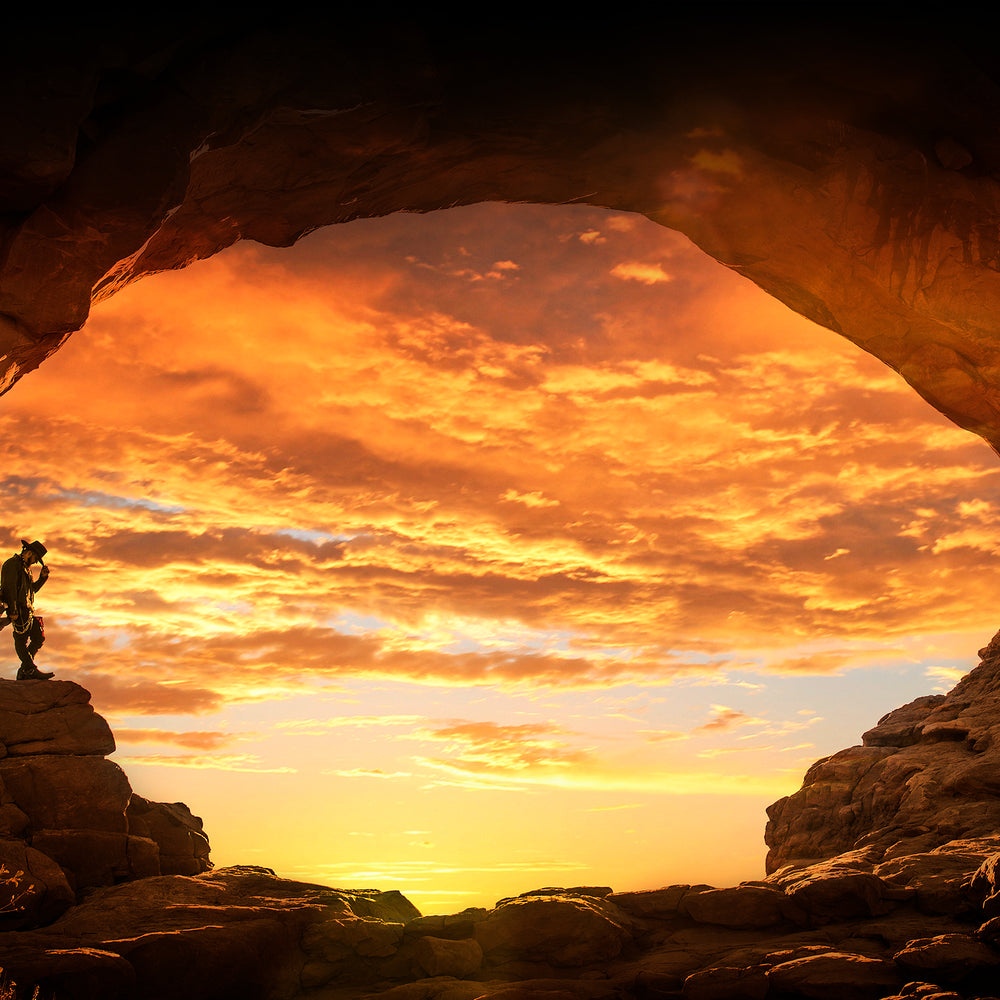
[0,679,210,929]
[7,658,1000,999]
[766,629,1000,873]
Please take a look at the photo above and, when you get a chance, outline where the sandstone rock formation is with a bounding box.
[7,662,1000,999]
[0,679,210,930]
[6,14,1000,452]
[765,628,1000,873]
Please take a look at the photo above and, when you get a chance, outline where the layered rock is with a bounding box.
[7,16,1000,452]
[0,867,420,1000]
[7,659,1000,998]
[14,867,1000,1000]
[765,629,1000,873]
[0,679,210,929]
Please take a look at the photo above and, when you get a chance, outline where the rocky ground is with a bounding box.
[7,638,1000,999]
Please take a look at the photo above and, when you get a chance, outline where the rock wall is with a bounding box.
[0,679,210,929]
[7,660,1000,997]
[6,15,1000,451]
[765,629,1000,873]
[5,850,1000,999]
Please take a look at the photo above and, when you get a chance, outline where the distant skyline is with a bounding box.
[2,202,997,911]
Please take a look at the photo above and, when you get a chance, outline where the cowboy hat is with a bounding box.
[20,539,47,563]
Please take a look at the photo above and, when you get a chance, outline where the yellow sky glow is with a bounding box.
[2,203,998,910]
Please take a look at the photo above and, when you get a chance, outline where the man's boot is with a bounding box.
[16,664,53,679]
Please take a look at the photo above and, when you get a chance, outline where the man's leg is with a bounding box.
[13,625,35,675]
[26,617,44,659]
[14,619,51,678]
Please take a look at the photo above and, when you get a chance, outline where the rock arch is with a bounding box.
[4,12,1000,450]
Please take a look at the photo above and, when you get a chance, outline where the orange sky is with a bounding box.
[2,203,998,911]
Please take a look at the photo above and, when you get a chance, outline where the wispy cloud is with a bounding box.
[115,753,296,773]
[3,202,996,828]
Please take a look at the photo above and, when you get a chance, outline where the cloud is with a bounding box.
[114,753,296,773]
[501,489,559,508]
[925,665,967,683]
[695,706,763,733]
[2,200,997,727]
[325,768,414,779]
[113,728,238,750]
[609,262,673,285]
[410,720,593,780]
[638,729,689,744]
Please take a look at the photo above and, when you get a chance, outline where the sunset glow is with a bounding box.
[2,203,998,911]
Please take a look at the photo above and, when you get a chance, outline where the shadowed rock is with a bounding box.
[765,630,1000,872]
[0,679,210,930]
[0,679,114,757]
[8,14,1000,455]
[9,650,1000,998]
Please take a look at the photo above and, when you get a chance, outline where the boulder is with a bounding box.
[0,755,129,835]
[0,680,115,757]
[0,866,421,999]
[413,935,483,978]
[341,888,421,924]
[125,797,211,876]
[406,907,490,940]
[682,964,769,999]
[475,895,632,967]
[0,838,74,928]
[0,754,133,889]
[893,933,1000,985]
[862,697,947,748]
[765,951,903,1000]
[767,861,899,925]
[875,841,995,915]
[28,829,130,889]
[879,986,963,1000]
[609,885,700,920]
[0,680,212,913]
[680,885,791,929]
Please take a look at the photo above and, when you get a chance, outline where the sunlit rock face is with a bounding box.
[4,14,1000,447]
[765,630,1000,873]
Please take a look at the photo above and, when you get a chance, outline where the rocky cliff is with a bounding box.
[7,14,1000,452]
[6,654,1000,999]
[0,679,210,931]
[766,630,1000,874]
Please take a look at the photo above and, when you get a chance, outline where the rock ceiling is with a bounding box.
[4,12,1000,451]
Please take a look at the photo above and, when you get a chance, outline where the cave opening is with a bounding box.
[3,200,999,911]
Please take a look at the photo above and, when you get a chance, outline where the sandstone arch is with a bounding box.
[4,12,1000,451]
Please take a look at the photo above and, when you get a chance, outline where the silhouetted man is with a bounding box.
[1,539,53,679]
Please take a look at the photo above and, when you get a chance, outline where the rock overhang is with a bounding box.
[5,13,1000,451]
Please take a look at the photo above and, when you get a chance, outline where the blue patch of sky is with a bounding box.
[272,528,356,545]
[440,627,580,656]
[211,600,255,615]
[96,630,137,651]
[331,611,394,634]
[665,648,729,666]
[328,610,618,662]
[50,488,185,515]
